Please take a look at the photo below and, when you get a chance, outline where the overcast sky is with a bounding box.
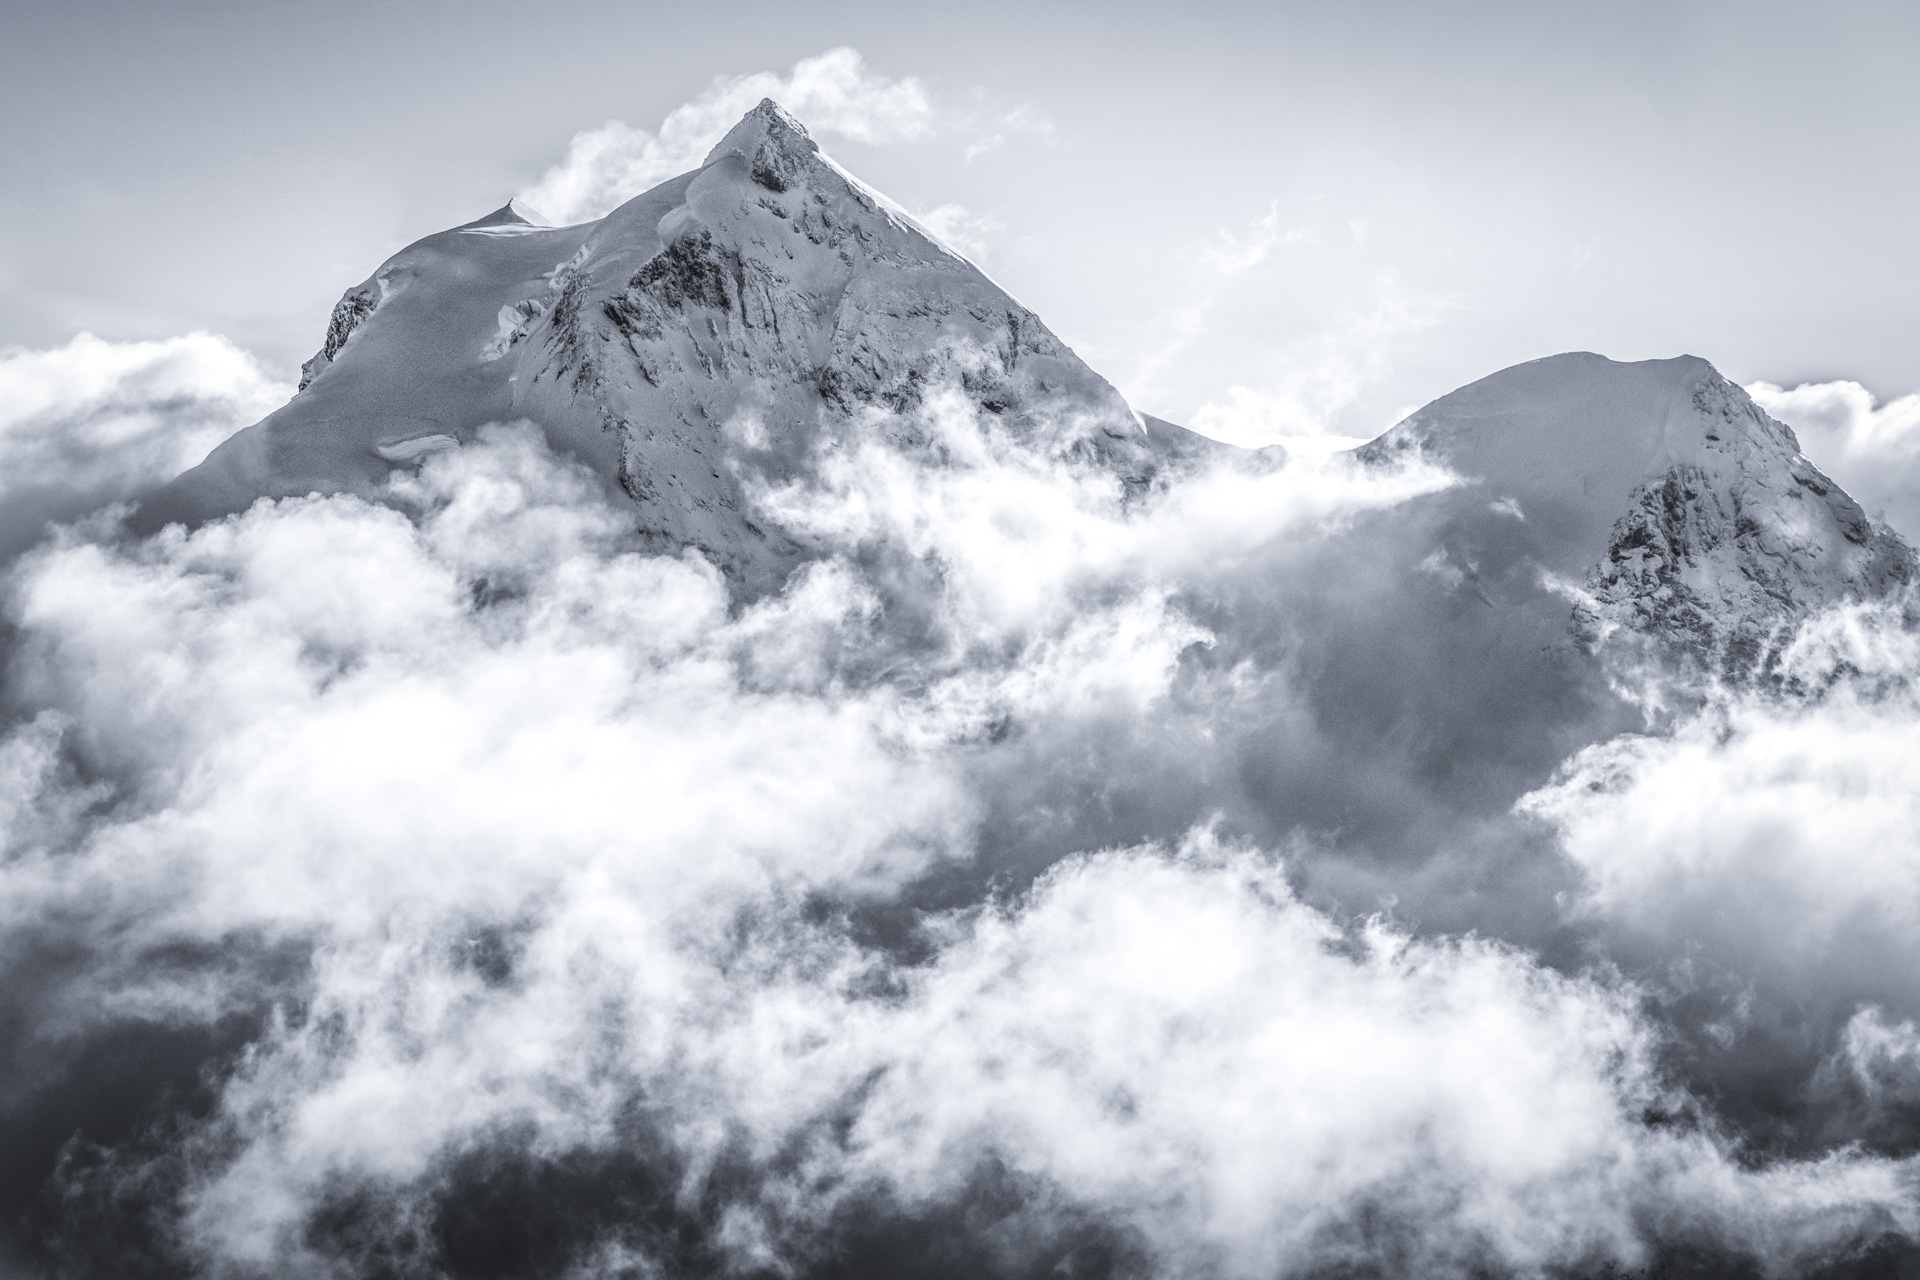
[3,0,1916,443]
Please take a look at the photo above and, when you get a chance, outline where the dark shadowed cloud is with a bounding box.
[2,369,1919,1274]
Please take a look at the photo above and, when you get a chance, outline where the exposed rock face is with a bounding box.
[139,101,1212,589]
[296,285,381,391]
[1575,372,1913,678]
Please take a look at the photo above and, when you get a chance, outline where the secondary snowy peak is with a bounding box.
[1364,353,1719,577]
[140,101,1198,583]
[1366,353,1915,678]
[1573,370,1913,677]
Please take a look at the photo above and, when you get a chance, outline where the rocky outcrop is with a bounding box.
[296,285,381,391]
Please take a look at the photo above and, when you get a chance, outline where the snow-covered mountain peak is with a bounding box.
[1364,353,1718,570]
[1362,352,1914,680]
[138,103,1210,588]
[1575,367,1913,679]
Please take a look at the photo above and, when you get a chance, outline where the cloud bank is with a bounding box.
[3,338,1920,1277]
[1522,602,1920,1150]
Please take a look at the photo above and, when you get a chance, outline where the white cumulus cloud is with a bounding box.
[1747,378,1920,541]
[5,336,1920,1275]
[1520,601,1920,1122]
[519,48,938,226]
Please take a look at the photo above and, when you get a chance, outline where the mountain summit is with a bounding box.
[138,100,1209,585]
[702,97,820,186]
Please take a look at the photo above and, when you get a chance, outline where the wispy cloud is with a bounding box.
[962,104,1054,162]
[1120,205,1447,446]
[519,49,1047,227]
[906,203,1005,264]
[1748,378,1920,540]
[0,331,289,554]
[1186,283,1443,450]
[1127,206,1313,404]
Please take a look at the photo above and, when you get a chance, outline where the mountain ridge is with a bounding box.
[136,103,1913,667]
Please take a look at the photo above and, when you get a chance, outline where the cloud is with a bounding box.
[1520,602,1920,1149]
[1196,206,1312,275]
[961,104,1054,162]
[906,203,1004,265]
[1522,603,1920,976]
[1747,378,1920,541]
[519,49,938,226]
[1184,284,1445,449]
[799,837,1918,1277]
[0,331,290,556]
[747,384,1452,643]
[1830,1006,1920,1138]
[1123,207,1312,413]
[1121,207,1448,445]
[0,415,1438,1272]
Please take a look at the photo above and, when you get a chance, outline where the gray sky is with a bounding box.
[4,0,1916,443]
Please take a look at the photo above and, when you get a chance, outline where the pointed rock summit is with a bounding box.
[459,199,551,232]
[702,98,819,187]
